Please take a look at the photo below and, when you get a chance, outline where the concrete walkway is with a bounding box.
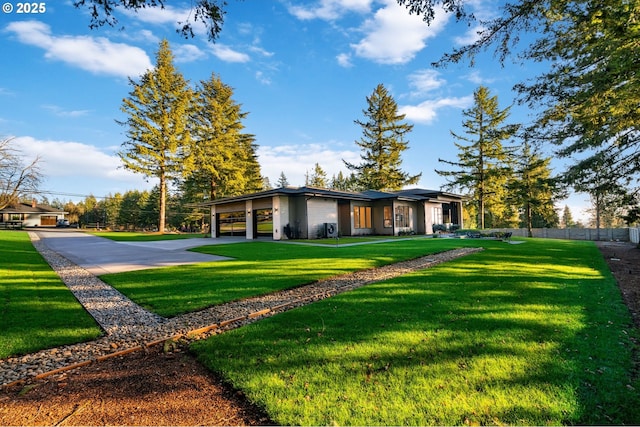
[33,230,234,274]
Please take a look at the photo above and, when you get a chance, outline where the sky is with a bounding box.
[0,0,591,221]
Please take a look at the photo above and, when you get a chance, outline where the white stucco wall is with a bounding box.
[307,198,338,238]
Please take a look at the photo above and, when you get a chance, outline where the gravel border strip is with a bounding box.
[1,236,482,387]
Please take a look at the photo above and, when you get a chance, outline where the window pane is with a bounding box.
[383,206,392,228]
[354,206,372,229]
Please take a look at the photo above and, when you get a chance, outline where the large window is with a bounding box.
[433,206,443,225]
[383,206,392,228]
[395,206,410,228]
[218,211,246,236]
[354,206,372,229]
[255,208,273,236]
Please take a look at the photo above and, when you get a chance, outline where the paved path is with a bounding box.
[33,230,233,274]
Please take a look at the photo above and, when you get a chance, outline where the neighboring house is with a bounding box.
[0,201,67,228]
[204,186,464,240]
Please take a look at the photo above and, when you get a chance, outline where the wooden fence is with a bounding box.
[631,228,639,244]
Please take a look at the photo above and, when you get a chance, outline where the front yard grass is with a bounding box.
[100,239,469,317]
[191,238,640,425]
[0,231,102,359]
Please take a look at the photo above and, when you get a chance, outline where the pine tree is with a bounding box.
[561,205,575,229]
[345,84,421,191]
[117,190,148,230]
[402,0,640,193]
[567,151,630,238]
[436,86,518,229]
[330,171,358,191]
[308,163,328,188]
[509,141,560,236]
[235,133,264,194]
[186,73,248,200]
[277,172,289,188]
[118,39,192,233]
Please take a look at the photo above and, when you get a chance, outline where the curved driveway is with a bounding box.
[32,230,234,275]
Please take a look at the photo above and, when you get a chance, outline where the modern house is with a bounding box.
[0,201,67,228]
[204,186,464,240]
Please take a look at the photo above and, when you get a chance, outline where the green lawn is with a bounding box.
[5,229,638,424]
[191,238,640,425]
[0,231,102,359]
[99,238,470,317]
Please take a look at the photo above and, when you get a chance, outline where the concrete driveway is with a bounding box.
[32,229,236,275]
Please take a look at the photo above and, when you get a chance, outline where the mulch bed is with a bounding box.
[0,344,274,426]
[1,241,639,426]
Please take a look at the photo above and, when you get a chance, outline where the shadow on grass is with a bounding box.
[192,239,640,425]
[100,239,472,317]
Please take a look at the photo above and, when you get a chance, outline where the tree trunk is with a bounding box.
[526,202,533,238]
[159,174,166,234]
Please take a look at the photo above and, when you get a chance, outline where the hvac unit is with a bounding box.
[325,222,338,238]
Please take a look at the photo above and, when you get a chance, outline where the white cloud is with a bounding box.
[336,52,353,67]
[9,136,155,199]
[289,0,372,20]
[408,69,445,95]
[453,24,485,46]
[123,4,208,35]
[13,136,150,197]
[464,70,497,85]
[12,136,133,180]
[5,21,152,78]
[174,44,206,63]
[258,143,361,186]
[248,45,275,58]
[41,105,91,118]
[351,0,449,64]
[255,71,272,85]
[399,96,473,124]
[210,44,250,63]
[137,29,160,44]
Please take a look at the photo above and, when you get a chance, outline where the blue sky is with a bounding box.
[0,0,590,220]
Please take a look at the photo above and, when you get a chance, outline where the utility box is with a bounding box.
[325,222,338,238]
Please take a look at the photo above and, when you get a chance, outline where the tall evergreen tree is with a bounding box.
[277,172,289,188]
[509,141,560,236]
[436,86,518,228]
[307,163,328,188]
[400,0,640,191]
[102,193,122,229]
[345,84,421,191]
[567,152,630,238]
[561,205,575,229]
[330,171,358,191]
[186,73,251,200]
[118,39,192,233]
[117,189,148,230]
[232,133,264,194]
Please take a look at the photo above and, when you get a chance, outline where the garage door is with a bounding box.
[41,216,57,226]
